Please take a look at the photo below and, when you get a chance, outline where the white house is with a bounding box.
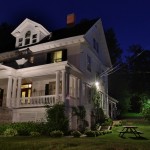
[0,15,117,129]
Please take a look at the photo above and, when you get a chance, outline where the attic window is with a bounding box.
[32,34,37,43]
[25,31,31,38]
[18,38,23,46]
[25,31,31,45]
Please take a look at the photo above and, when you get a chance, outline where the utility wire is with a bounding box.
[100,50,145,77]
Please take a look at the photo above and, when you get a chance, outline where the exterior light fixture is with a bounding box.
[95,81,100,90]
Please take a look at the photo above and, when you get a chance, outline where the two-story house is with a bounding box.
[0,15,117,129]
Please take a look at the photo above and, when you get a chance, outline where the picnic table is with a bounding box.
[119,126,143,138]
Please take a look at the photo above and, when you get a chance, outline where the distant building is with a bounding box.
[0,16,117,129]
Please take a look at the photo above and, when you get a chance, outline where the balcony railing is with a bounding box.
[19,95,62,107]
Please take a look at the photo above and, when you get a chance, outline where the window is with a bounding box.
[18,38,23,46]
[53,51,62,62]
[25,31,31,45]
[93,38,99,53]
[32,34,37,43]
[69,76,75,97]
[87,55,91,72]
[96,72,100,81]
[45,81,62,95]
[47,49,67,64]
[25,31,31,38]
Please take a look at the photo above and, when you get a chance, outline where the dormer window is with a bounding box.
[18,38,23,46]
[32,34,37,43]
[25,31,31,45]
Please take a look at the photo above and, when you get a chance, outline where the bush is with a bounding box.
[4,128,18,137]
[46,104,69,134]
[101,118,113,126]
[85,130,96,137]
[50,130,64,138]
[142,103,150,121]
[71,130,81,138]
[30,131,40,136]
[0,122,48,136]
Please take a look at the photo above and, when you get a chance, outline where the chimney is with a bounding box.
[67,13,75,27]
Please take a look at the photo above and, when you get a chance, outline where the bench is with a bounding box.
[119,131,143,137]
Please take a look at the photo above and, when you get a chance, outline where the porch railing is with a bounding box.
[19,95,62,107]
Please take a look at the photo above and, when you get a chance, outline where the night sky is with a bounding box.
[0,0,150,55]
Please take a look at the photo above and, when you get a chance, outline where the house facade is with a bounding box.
[0,16,117,129]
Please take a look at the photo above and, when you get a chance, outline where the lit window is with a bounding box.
[87,55,91,72]
[53,51,62,62]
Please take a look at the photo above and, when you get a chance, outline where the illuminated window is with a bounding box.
[21,83,32,103]
[53,51,62,62]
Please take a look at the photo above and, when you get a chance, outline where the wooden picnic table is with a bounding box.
[119,126,143,138]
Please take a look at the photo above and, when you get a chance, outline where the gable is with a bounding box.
[11,18,50,48]
[84,19,112,68]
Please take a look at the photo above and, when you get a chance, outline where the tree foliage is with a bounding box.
[0,23,15,52]
[46,103,69,133]
[105,28,123,65]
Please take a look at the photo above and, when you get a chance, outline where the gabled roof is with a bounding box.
[39,19,98,43]
[11,18,50,37]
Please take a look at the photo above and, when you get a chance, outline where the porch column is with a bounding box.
[17,77,22,107]
[55,71,60,101]
[6,76,13,108]
[12,77,17,108]
[61,70,66,102]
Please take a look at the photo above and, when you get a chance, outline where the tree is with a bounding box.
[105,28,123,65]
[126,45,150,112]
[0,23,15,53]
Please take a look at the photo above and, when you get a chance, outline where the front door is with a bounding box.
[0,88,4,107]
[21,84,32,103]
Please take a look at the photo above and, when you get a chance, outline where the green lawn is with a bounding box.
[0,120,150,150]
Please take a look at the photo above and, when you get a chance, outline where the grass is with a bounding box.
[0,119,149,150]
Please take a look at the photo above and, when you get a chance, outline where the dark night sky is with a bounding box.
[0,0,150,55]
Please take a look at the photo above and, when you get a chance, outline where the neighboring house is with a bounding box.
[0,15,117,129]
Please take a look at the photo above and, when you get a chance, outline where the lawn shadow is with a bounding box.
[129,136,148,140]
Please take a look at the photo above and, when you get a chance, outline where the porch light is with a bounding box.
[28,84,32,88]
[95,81,100,90]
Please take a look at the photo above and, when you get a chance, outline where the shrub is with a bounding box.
[30,131,40,136]
[71,130,81,138]
[142,103,150,121]
[101,118,113,126]
[4,128,18,137]
[46,104,69,134]
[50,130,64,138]
[85,130,96,137]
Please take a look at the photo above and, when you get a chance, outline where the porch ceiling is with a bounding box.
[17,61,68,78]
